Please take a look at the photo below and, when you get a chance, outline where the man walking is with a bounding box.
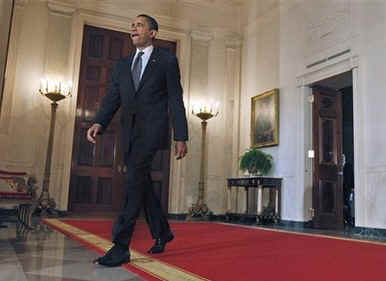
[87,14,188,267]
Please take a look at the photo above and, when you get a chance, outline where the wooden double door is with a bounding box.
[68,25,176,214]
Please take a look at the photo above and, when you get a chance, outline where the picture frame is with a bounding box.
[251,88,279,148]
[0,0,15,112]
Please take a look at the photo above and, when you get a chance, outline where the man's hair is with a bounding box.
[137,14,159,31]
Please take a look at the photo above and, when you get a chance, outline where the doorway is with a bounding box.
[68,25,176,215]
[311,71,354,230]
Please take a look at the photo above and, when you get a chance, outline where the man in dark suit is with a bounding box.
[87,14,188,267]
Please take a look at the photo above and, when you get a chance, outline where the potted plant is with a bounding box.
[240,148,273,176]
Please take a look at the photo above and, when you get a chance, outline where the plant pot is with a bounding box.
[248,170,263,177]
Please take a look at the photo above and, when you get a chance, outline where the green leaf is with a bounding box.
[239,148,273,175]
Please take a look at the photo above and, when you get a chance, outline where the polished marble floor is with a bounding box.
[0,222,144,281]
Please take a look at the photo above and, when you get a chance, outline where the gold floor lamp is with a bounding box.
[37,78,72,215]
[187,101,219,220]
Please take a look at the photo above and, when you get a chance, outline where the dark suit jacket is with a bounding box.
[94,47,189,154]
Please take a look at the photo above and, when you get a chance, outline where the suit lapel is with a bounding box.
[136,47,160,93]
[117,54,136,98]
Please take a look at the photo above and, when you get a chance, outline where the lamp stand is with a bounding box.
[187,112,214,220]
[37,93,66,216]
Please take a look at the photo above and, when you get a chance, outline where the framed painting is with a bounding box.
[0,0,15,112]
[251,88,279,148]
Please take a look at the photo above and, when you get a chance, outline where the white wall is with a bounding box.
[351,0,386,229]
[239,0,386,229]
[0,1,50,187]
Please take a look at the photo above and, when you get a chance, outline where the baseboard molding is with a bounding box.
[168,213,187,220]
[168,213,228,222]
[279,220,313,229]
[55,210,71,217]
[0,208,18,222]
[168,213,386,240]
[351,226,386,239]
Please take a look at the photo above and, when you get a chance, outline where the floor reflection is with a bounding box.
[0,222,143,281]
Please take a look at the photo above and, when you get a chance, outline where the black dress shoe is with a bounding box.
[93,245,130,267]
[148,232,174,254]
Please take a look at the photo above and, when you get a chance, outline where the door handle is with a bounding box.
[309,208,315,218]
[117,164,122,173]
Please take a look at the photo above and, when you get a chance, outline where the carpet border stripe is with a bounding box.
[42,218,210,281]
[216,222,386,247]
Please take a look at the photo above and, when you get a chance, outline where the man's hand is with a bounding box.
[175,141,187,160]
[87,124,102,144]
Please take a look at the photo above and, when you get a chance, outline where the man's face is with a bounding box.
[130,16,157,48]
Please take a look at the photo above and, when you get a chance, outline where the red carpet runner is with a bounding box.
[43,219,386,281]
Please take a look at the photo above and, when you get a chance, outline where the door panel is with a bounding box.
[151,145,172,211]
[312,88,344,229]
[148,36,176,211]
[69,25,129,213]
[69,25,175,214]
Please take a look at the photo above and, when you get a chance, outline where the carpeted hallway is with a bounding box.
[40,218,386,281]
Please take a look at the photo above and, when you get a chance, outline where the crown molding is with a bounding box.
[191,30,213,42]
[47,0,76,15]
[225,35,243,48]
[178,0,245,8]
[178,0,215,8]
[15,0,29,8]
[75,0,190,31]
[154,14,190,32]
[223,0,245,7]
[296,55,358,87]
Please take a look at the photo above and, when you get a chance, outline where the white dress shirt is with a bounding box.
[132,45,154,79]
